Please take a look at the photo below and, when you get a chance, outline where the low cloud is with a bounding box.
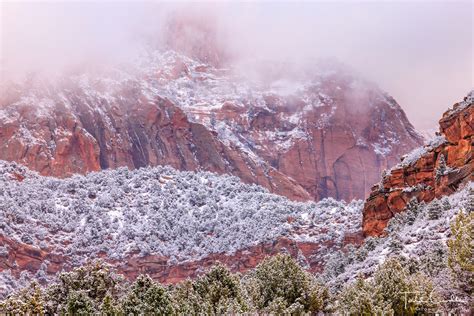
[1,1,472,130]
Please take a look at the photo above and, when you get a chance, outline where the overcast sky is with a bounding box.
[1,1,472,130]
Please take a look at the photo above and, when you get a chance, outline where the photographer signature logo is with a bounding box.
[401,290,468,310]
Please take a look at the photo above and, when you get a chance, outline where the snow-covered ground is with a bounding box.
[322,182,473,293]
[0,160,362,265]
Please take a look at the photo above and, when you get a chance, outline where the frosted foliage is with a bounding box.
[0,49,412,157]
[0,161,362,265]
[393,135,446,170]
[322,182,473,291]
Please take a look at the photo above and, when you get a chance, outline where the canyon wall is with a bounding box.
[363,92,473,236]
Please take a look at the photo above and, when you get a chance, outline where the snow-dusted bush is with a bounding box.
[325,182,473,313]
[0,160,362,296]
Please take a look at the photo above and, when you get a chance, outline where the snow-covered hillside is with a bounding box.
[323,182,473,293]
[0,160,361,264]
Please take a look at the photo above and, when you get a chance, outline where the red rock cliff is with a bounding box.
[0,53,422,202]
[362,92,473,236]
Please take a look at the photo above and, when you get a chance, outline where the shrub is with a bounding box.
[0,282,45,315]
[338,257,440,315]
[121,275,174,315]
[428,199,443,220]
[188,264,248,314]
[447,211,474,295]
[243,254,329,313]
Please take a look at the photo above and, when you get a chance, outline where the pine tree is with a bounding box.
[191,264,248,314]
[428,199,443,220]
[100,293,120,315]
[436,153,447,181]
[66,291,94,315]
[121,275,174,315]
[0,282,45,315]
[373,258,414,314]
[447,211,474,295]
[338,276,377,314]
[466,188,474,213]
[405,198,420,224]
[244,254,329,313]
[388,234,404,255]
[441,197,451,211]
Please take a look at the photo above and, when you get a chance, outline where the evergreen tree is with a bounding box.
[172,280,211,315]
[0,282,45,315]
[44,260,123,314]
[405,198,420,224]
[66,291,94,315]
[388,234,404,255]
[191,264,248,314]
[447,211,474,295]
[244,254,329,313]
[436,153,447,181]
[338,276,379,314]
[466,188,474,213]
[121,275,174,315]
[441,197,451,211]
[428,199,443,220]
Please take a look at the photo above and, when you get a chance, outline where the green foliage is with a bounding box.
[418,241,448,276]
[435,153,447,181]
[338,276,382,315]
[372,257,414,314]
[66,290,94,315]
[428,199,443,220]
[2,252,459,315]
[173,264,248,315]
[244,254,329,313]
[172,280,210,315]
[405,198,421,224]
[447,210,474,295]
[121,275,174,315]
[388,234,403,255]
[101,293,121,315]
[338,257,440,315]
[0,282,45,315]
[466,188,474,213]
[44,260,123,314]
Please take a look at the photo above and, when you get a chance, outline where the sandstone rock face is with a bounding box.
[362,92,473,236]
[0,230,363,296]
[0,52,422,202]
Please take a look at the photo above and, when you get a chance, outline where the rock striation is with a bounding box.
[362,91,473,236]
[0,51,422,202]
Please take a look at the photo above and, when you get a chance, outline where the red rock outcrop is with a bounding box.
[362,93,473,236]
[0,88,311,201]
[164,10,228,67]
[0,229,362,296]
[198,82,423,201]
[0,60,422,202]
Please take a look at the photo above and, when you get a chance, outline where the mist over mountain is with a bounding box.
[1,2,472,129]
[0,2,472,314]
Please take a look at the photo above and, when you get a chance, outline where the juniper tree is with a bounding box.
[0,281,45,315]
[436,153,447,181]
[243,254,329,313]
[337,276,379,314]
[428,199,443,220]
[121,275,174,315]
[191,264,248,314]
[447,211,474,295]
[388,234,404,255]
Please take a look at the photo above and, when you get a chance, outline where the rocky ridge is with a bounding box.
[362,91,473,236]
[0,50,422,202]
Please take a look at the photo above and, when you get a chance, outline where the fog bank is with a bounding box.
[1,1,472,130]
